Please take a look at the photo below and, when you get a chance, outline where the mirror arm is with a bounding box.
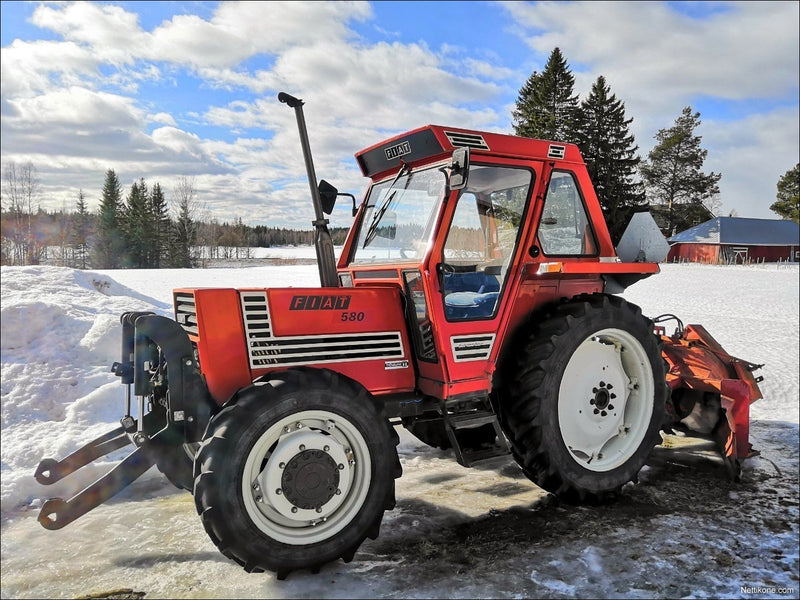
[338,193,358,217]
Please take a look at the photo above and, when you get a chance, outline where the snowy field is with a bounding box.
[1,259,798,599]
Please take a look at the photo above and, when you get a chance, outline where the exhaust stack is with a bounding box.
[278,92,339,288]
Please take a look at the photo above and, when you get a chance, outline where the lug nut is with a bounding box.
[291,507,298,513]
[324,445,330,452]
[299,444,306,451]
[276,488,283,495]
[335,489,342,495]
[316,507,322,513]
[252,482,260,490]
[338,464,344,470]
[279,462,285,469]
[255,495,262,502]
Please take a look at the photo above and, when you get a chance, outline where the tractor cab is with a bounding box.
[330,125,652,404]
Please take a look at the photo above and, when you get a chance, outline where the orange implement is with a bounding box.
[660,323,764,478]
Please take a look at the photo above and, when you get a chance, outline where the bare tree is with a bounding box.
[172,176,206,267]
[2,161,43,265]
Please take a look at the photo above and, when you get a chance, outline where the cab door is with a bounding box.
[425,157,540,396]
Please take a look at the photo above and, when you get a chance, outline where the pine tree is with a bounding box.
[513,47,580,142]
[576,76,645,244]
[770,164,799,223]
[639,107,722,236]
[71,189,91,269]
[95,169,124,268]
[150,182,171,267]
[122,178,152,268]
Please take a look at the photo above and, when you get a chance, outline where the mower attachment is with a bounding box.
[658,319,764,480]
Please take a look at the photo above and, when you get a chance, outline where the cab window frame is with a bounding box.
[536,169,600,258]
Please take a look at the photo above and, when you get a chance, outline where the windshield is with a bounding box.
[351,165,447,264]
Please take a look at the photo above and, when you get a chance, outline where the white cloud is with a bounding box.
[503,2,799,115]
[0,39,102,97]
[702,107,800,218]
[147,112,176,127]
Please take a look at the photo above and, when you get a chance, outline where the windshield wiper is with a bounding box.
[362,162,411,248]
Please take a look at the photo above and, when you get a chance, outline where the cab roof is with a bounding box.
[355,125,585,180]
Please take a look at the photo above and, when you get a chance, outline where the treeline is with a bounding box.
[1,167,349,268]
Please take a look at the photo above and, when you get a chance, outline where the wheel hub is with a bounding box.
[259,428,353,522]
[590,381,616,415]
[281,450,340,510]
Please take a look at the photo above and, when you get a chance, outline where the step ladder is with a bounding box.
[442,399,510,467]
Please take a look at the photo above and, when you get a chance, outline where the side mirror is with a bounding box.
[449,147,470,191]
[318,179,359,217]
[318,180,338,215]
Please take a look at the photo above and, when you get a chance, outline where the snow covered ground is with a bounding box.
[1,258,798,599]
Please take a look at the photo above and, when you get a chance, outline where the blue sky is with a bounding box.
[1,1,798,229]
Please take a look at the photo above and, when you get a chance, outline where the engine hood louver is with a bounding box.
[451,334,495,362]
[241,292,405,369]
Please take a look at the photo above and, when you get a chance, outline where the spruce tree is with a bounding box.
[122,178,152,268]
[639,107,722,236]
[95,169,123,268]
[513,47,580,142]
[150,182,171,267]
[770,164,799,223]
[576,76,645,244]
[72,189,91,269]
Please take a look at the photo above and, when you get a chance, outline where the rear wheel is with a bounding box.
[499,294,666,503]
[193,368,401,576]
[154,442,198,492]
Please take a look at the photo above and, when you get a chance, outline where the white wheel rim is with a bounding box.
[557,327,654,472]
[242,410,372,545]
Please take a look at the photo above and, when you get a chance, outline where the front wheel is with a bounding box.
[193,368,401,576]
[499,294,666,503]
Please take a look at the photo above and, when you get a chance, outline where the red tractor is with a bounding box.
[35,93,763,578]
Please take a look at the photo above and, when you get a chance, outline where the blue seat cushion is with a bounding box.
[444,291,499,319]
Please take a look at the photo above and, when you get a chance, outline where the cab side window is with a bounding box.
[537,172,597,256]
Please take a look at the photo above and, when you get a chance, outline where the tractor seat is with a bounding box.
[443,271,500,319]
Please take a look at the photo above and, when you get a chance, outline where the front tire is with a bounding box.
[499,294,666,503]
[193,368,401,575]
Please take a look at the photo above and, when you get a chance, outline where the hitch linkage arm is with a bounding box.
[34,311,214,530]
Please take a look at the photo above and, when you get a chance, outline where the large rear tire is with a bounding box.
[193,368,401,576]
[154,442,198,492]
[498,294,666,503]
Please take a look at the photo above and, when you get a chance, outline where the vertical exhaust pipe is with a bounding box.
[278,92,339,288]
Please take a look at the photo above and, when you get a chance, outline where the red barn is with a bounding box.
[668,217,799,263]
